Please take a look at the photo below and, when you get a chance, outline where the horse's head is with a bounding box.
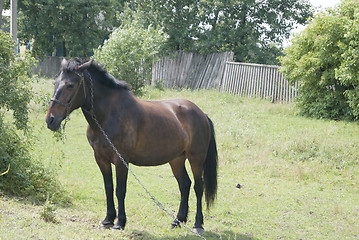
[45,58,92,131]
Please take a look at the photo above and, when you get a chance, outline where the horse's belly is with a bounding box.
[129,150,184,166]
[130,158,168,166]
[128,126,188,166]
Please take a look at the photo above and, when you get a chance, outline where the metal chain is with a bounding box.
[84,71,206,239]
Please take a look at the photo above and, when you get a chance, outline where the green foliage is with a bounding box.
[40,199,58,223]
[0,30,68,203]
[15,0,312,63]
[281,0,359,120]
[132,0,313,65]
[0,30,36,131]
[93,8,167,95]
[18,0,122,58]
[336,1,359,117]
[0,119,68,203]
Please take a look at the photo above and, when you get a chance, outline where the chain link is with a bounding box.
[84,70,206,239]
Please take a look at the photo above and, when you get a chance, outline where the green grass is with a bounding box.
[1,80,359,239]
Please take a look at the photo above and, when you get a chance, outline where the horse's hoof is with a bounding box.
[113,223,125,230]
[101,219,114,229]
[170,219,181,229]
[193,227,205,235]
[101,224,113,230]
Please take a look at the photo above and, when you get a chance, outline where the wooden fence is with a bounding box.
[152,52,297,103]
[34,56,62,78]
[37,54,297,103]
[152,51,234,89]
[221,62,297,103]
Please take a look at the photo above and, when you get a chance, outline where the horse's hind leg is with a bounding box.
[169,156,191,228]
[189,157,205,234]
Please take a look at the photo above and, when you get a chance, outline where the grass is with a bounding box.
[1,79,359,239]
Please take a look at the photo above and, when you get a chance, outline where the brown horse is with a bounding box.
[45,58,218,233]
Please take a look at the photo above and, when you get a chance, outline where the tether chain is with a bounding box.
[84,71,206,240]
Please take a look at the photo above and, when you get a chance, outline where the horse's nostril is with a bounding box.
[46,116,54,125]
[46,115,61,131]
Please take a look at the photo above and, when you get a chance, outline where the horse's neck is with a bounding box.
[82,86,139,129]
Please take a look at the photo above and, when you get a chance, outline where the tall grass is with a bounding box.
[0,79,358,239]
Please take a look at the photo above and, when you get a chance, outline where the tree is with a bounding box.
[335,1,359,117]
[196,0,313,64]
[134,0,200,51]
[18,0,122,58]
[0,0,3,29]
[280,0,359,120]
[131,0,313,65]
[0,30,34,131]
[0,30,66,202]
[93,8,167,95]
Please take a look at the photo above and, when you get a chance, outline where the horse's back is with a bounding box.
[145,99,211,153]
[129,98,210,166]
[145,98,209,134]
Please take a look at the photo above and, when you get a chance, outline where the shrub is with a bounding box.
[280,0,359,120]
[93,8,167,95]
[0,30,68,204]
[0,120,67,203]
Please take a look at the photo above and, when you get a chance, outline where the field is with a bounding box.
[1,79,359,239]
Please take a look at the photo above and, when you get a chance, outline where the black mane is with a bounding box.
[63,58,130,91]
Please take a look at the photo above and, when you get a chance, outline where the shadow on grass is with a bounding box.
[131,230,256,240]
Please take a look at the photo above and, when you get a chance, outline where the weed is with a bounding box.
[154,79,165,91]
[40,199,58,223]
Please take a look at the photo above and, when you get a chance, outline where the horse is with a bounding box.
[45,58,218,233]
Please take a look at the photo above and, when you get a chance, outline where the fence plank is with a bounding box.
[152,53,296,103]
[152,51,234,90]
[220,62,296,103]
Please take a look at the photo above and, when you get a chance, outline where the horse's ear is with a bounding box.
[77,60,93,72]
[61,58,68,68]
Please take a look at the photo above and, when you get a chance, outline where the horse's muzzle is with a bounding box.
[46,115,62,131]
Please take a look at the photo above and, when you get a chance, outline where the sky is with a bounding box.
[311,0,341,9]
[310,0,341,9]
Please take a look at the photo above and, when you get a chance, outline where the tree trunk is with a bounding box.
[62,40,67,57]
[0,0,3,30]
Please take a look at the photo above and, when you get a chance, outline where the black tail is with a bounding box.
[204,116,218,209]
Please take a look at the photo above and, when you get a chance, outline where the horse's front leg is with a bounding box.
[113,163,129,230]
[95,154,116,228]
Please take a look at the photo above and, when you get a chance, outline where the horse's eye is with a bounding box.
[66,83,75,89]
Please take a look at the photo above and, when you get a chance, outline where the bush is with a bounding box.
[280,0,359,120]
[0,120,68,203]
[93,8,167,95]
[0,32,35,131]
[0,30,68,204]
